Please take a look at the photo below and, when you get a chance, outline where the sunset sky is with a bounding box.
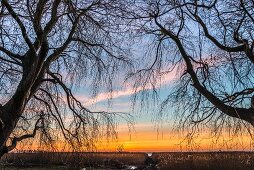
[1,0,254,158]
[12,39,253,153]
[56,70,253,153]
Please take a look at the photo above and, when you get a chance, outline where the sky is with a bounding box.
[2,0,254,154]
[13,51,254,153]
[53,69,253,153]
[13,34,254,154]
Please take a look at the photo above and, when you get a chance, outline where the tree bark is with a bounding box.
[0,103,23,158]
[0,61,45,159]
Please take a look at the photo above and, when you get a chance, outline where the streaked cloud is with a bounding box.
[84,70,179,106]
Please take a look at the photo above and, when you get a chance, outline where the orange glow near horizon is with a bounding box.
[96,126,254,152]
[15,123,254,153]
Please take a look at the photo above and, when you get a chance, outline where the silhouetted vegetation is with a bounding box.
[0,0,131,158]
[1,152,254,170]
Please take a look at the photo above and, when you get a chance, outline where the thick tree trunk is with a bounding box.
[0,130,11,158]
[0,129,9,158]
[0,123,16,158]
[0,70,45,158]
[0,100,24,159]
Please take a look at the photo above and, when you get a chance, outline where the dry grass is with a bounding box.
[153,152,254,170]
[1,151,254,169]
[0,152,146,169]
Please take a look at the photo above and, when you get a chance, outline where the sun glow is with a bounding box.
[15,123,254,153]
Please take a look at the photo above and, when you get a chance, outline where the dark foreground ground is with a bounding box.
[1,151,254,170]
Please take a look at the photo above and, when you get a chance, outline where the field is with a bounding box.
[1,152,254,170]
[152,152,254,170]
[0,152,147,170]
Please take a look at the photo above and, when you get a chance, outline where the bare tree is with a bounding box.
[0,0,132,157]
[126,0,254,132]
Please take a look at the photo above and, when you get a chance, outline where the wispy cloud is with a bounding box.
[84,86,143,106]
[83,70,179,106]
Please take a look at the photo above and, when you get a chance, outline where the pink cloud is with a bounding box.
[84,69,179,106]
[84,86,144,106]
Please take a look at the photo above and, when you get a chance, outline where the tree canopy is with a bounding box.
[0,0,254,157]
[126,0,254,132]
[0,0,131,156]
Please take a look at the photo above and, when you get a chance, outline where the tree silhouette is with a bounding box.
[127,0,254,131]
[0,0,131,157]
